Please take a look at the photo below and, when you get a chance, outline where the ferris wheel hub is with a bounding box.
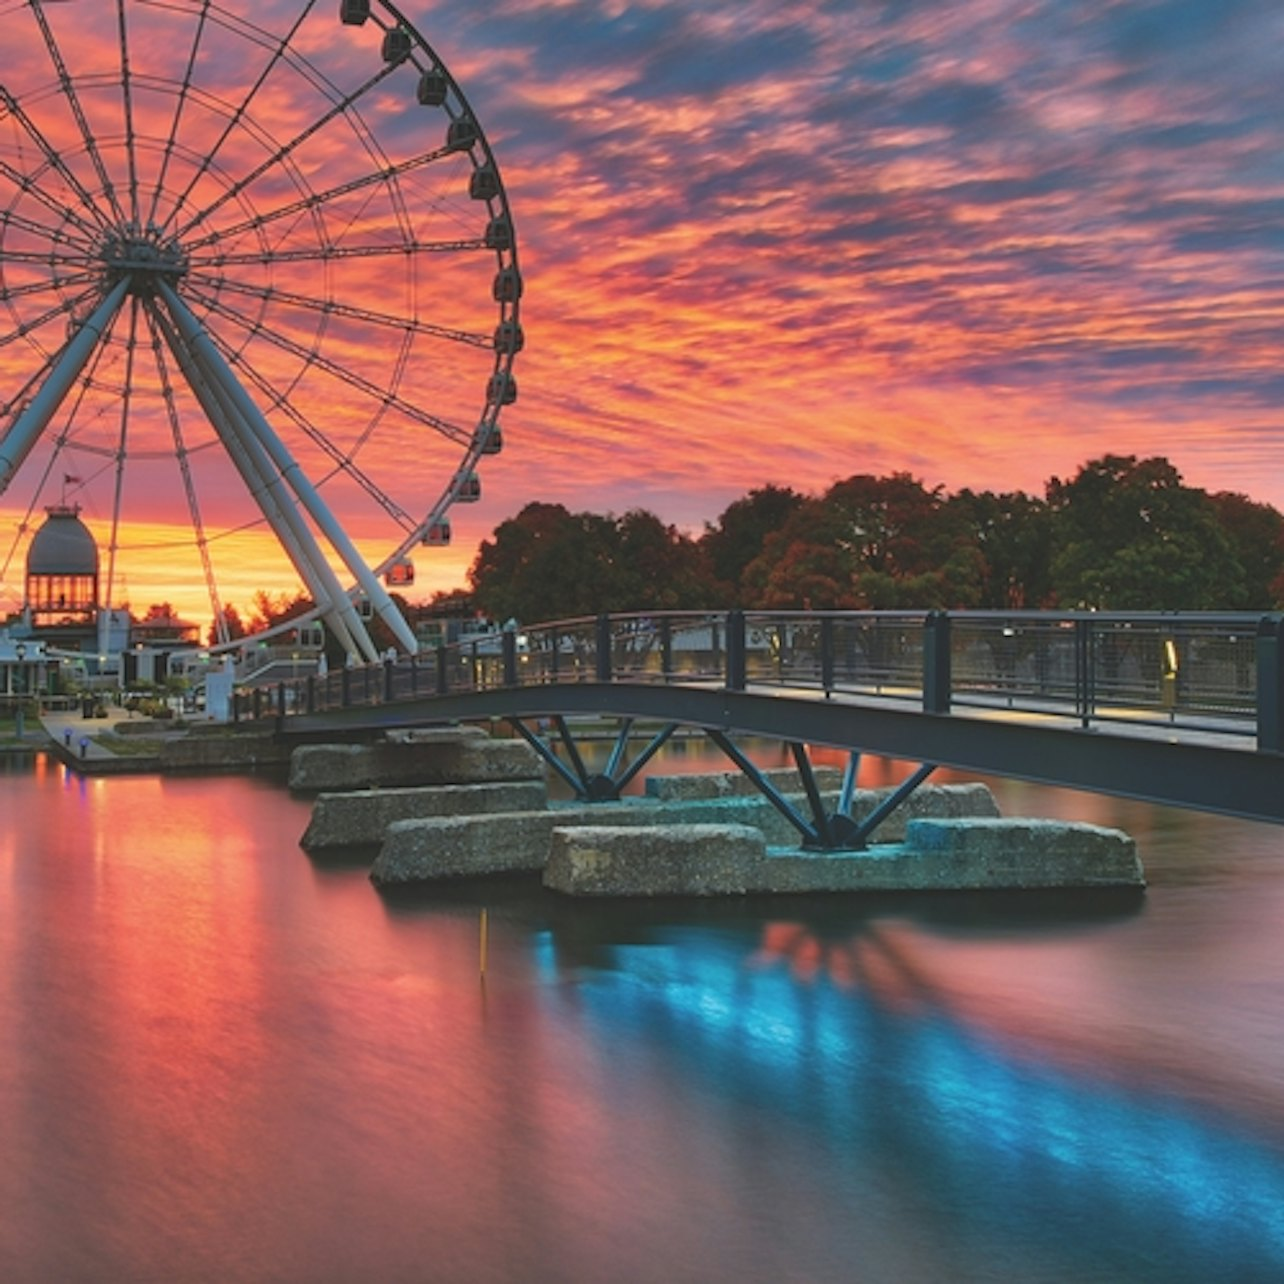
[98,222,188,295]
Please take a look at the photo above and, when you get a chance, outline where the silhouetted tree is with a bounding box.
[743,473,983,608]
[469,502,710,622]
[949,489,1055,608]
[207,603,247,646]
[1046,455,1244,609]
[1207,491,1284,608]
[701,485,803,602]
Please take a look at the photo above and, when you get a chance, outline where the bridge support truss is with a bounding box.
[509,714,938,851]
[508,716,679,801]
[705,731,937,851]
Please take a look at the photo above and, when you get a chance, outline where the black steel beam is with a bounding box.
[279,682,1284,827]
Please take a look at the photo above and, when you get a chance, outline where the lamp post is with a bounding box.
[14,641,26,741]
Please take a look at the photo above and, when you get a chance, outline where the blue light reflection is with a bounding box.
[539,928,1284,1284]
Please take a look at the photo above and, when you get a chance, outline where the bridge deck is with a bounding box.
[276,676,1284,826]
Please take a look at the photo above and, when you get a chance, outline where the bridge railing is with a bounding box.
[242,608,1284,751]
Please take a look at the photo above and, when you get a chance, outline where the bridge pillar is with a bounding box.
[596,615,613,682]
[1256,614,1284,752]
[820,616,835,695]
[922,611,951,714]
[502,629,518,687]
[726,610,746,691]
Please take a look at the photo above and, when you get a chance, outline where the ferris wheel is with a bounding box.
[0,0,521,660]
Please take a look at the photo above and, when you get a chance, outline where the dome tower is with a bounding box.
[25,505,100,628]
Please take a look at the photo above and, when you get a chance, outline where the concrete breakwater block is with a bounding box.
[288,731,542,793]
[545,825,767,896]
[302,779,550,852]
[540,816,1144,897]
[366,784,1009,886]
[371,802,646,885]
[897,818,1145,889]
[851,782,998,842]
[365,794,870,886]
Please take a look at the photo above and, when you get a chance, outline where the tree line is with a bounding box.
[463,455,1284,622]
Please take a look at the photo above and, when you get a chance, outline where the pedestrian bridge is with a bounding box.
[257,608,1284,828]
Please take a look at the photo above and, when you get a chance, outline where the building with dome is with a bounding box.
[25,504,99,634]
[13,505,130,675]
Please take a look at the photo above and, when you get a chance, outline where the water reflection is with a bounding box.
[4,754,1284,1283]
[531,895,1284,1284]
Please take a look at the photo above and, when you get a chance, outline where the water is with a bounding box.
[2,749,1284,1283]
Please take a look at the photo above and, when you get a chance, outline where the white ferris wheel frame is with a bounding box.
[0,0,522,660]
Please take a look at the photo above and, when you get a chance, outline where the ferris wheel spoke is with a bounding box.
[0,161,105,246]
[28,0,128,226]
[224,346,411,507]
[174,61,399,243]
[102,297,143,608]
[0,271,98,307]
[0,202,98,256]
[0,284,103,351]
[222,340,417,530]
[184,285,474,447]
[0,245,98,268]
[186,272,492,349]
[0,89,115,234]
[190,238,488,269]
[143,306,225,637]
[158,1,319,239]
[115,0,142,225]
[143,0,212,228]
[181,143,457,256]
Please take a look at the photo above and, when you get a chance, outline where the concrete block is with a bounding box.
[853,782,1000,842]
[371,806,599,885]
[368,799,757,885]
[899,817,1145,889]
[301,779,550,852]
[289,733,542,792]
[545,824,767,896]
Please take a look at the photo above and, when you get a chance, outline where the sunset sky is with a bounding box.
[2,0,1283,626]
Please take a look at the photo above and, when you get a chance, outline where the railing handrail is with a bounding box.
[243,607,1284,754]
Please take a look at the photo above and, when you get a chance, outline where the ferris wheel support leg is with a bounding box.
[153,306,373,662]
[0,280,129,493]
[157,282,419,656]
[186,370,370,663]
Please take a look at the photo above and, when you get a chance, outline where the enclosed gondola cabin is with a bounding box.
[386,558,415,588]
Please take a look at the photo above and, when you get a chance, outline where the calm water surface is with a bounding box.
[2,748,1283,1283]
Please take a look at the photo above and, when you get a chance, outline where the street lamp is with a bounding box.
[14,641,26,741]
